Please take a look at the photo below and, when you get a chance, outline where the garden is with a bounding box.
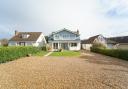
[50,51,80,57]
[0,46,81,63]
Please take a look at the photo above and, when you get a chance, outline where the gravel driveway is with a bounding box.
[0,52,128,89]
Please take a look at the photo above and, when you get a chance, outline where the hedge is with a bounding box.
[0,46,41,63]
[91,47,128,60]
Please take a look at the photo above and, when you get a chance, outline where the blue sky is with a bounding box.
[0,0,128,39]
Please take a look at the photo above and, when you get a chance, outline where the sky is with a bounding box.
[0,0,128,39]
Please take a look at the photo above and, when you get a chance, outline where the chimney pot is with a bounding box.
[15,30,19,35]
[77,29,79,34]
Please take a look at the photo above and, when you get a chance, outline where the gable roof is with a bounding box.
[9,32,42,41]
[107,36,128,43]
[82,35,101,44]
[51,28,80,36]
[106,39,117,44]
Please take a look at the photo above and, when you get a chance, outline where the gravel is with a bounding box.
[0,52,128,89]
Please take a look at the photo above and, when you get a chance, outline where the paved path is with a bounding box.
[44,51,53,57]
[0,52,128,89]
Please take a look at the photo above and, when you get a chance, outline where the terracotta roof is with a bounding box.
[107,36,128,43]
[81,35,100,44]
[9,32,42,41]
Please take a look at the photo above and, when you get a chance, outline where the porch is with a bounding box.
[50,41,80,51]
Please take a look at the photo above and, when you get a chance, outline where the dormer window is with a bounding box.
[21,34,30,38]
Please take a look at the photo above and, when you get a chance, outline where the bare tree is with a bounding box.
[0,39,8,46]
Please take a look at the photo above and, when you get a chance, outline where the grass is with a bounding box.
[34,51,48,56]
[50,51,81,57]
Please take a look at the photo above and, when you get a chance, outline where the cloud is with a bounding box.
[95,0,128,37]
[0,0,103,39]
[99,0,128,18]
[0,0,128,39]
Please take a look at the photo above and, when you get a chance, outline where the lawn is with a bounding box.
[50,51,80,57]
[34,51,48,56]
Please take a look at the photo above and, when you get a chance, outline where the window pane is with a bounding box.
[71,43,77,47]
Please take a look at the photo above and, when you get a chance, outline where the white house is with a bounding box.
[107,36,128,50]
[82,35,128,50]
[81,35,107,50]
[9,30,46,47]
[48,28,81,51]
[106,39,117,49]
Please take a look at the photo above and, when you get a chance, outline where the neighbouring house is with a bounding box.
[107,36,128,50]
[48,28,81,51]
[106,39,117,49]
[9,30,46,47]
[81,35,107,50]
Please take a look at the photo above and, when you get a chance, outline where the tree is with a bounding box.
[45,36,49,43]
[0,38,8,46]
[92,43,106,49]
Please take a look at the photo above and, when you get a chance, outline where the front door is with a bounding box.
[61,43,68,50]
[53,43,58,49]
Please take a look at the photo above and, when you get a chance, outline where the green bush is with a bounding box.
[0,46,41,63]
[41,46,47,51]
[41,45,52,51]
[92,43,107,49]
[91,47,128,60]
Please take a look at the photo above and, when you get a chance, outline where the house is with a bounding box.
[48,28,81,51]
[107,36,128,50]
[81,35,107,50]
[9,30,46,47]
[106,39,117,49]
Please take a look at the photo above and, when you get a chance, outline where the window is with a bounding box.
[53,43,58,49]
[19,42,26,46]
[62,34,69,38]
[70,34,74,38]
[63,34,66,38]
[71,43,77,47]
[55,35,59,39]
[65,34,69,38]
[21,34,30,38]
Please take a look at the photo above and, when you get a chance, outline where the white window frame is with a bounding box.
[71,43,77,47]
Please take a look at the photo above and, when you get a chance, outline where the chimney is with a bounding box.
[77,29,79,34]
[15,30,19,36]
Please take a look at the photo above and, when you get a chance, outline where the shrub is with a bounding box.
[0,46,41,63]
[46,44,52,51]
[92,43,106,49]
[47,46,52,51]
[91,47,128,60]
[59,48,63,52]
[41,46,47,51]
